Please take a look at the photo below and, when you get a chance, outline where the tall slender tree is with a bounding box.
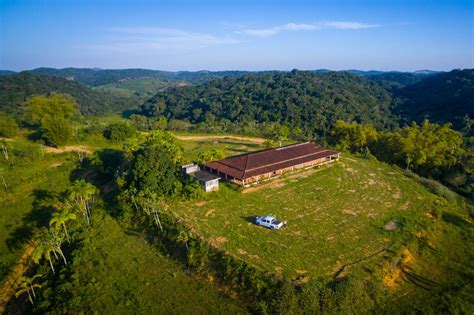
[68,179,98,225]
[50,202,77,242]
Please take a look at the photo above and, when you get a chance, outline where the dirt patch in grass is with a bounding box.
[175,135,266,144]
[210,236,228,247]
[0,241,36,312]
[49,162,63,168]
[44,145,93,154]
[195,201,208,206]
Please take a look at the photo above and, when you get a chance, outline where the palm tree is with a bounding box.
[136,192,165,232]
[32,230,68,273]
[49,230,68,266]
[15,275,42,305]
[50,202,77,242]
[177,230,190,251]
[68,179,98,225]
[31,237,56,273]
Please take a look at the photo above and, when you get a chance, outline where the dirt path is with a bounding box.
[174,135,267,144]
[0,241,36,312]
[43,145,93,154]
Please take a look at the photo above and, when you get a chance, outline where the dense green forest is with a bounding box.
[0,72,138,116]
[366,71,438,87]
[141,70,398,136]
[27,68,253,86]
[140,69,473,134]
[394,69,474,129]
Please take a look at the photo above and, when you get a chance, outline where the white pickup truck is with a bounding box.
[255,215,286,230]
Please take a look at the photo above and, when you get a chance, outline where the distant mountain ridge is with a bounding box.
[0,72,138,116]
[0,68,446,87]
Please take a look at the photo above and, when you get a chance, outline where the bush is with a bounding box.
[0,113,19,137]
[42,116,72,147]
[103,123,137,142]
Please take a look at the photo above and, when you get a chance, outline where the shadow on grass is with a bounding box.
[241,215,256,224]
[6,189,59,251]
[442,212,472,228]
[70,149,125,218]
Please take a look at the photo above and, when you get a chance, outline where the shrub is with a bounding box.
[0,113,19,137]
[103,123,137,142]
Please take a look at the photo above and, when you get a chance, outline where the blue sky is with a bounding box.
[0,0,472,71]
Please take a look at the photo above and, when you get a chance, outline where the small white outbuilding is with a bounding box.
[182,164,220,192]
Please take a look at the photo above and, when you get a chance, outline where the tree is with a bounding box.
[50,202,77,242]
[103,123,137,142]
[330,120,378,152]
[129,140,179,196]
[15,275,42,305]
[31,231,67,274]
[0,113,19,137]
[377,120,464,174]
[272,124,290,147]
[41,115,73,146]
[68,179,98,225]
[23,93,79,146]
[177,230,190,251]
[196,149,225,164]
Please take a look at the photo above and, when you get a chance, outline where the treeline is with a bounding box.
[330,120,473,199]
[0,72,138,116]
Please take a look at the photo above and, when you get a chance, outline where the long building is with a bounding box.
[203,142,339,186]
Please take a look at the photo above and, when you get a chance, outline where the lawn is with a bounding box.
[169,155,457,280]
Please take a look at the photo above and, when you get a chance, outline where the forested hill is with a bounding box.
[28,67,253,86]
[366,71,439,87]
[0,72,138,115]
[141,70,398,134]
[395,69,474,129]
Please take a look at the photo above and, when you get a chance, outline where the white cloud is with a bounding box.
[240,21,379,37]
[94,27,238,53]
[321,21,380,30]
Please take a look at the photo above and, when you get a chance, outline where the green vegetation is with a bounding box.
[1,68,473,313]
[141,70,398,136]
[0,113,19,137]
[24,93,79,146]
[95,77,173,102]
[0,140,77,284]
[331,119,472,199]
[0,72,137,116]
[168,156,448,278]
[395,69,474,130]
[29,67,252,86]
[103,122,137,143]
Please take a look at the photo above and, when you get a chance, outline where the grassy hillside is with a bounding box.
[0,72,139,116]
[95,77,176,102]
[0,142,77,284]
[34,211,245,313]
[0,138,246,313]
[169,155,445,278]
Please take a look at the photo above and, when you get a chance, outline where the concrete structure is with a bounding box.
[182,164,220,192]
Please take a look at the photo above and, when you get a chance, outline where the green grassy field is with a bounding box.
[0,143,77,284]
[1,137,247,312]
[169,154,467,280]
[95,78,173,100]
[39,211,245,313]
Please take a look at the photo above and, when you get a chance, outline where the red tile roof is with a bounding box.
[205,142,338,180]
